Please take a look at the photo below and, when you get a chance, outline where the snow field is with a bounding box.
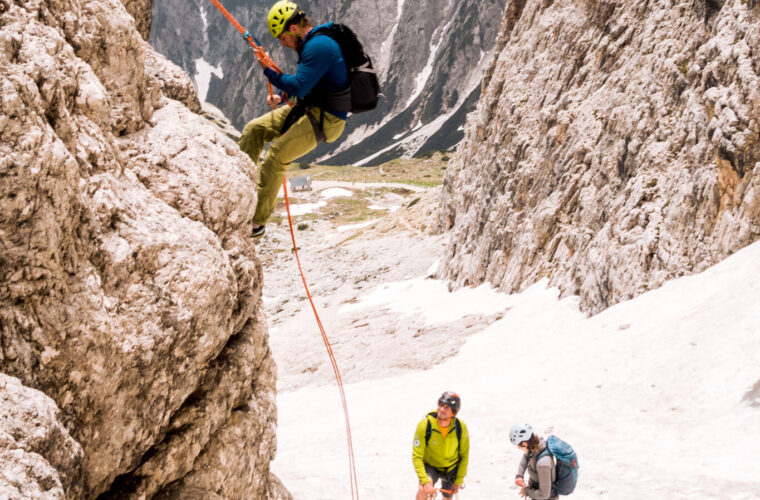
[273,242,760,498]
[272,234,760,498]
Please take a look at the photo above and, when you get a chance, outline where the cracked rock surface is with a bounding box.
[439,0,760,314]
[0,373,83,499]
[0,0,286,498]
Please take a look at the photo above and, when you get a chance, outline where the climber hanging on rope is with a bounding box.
[239,0,379,239]
[208,2,363,497]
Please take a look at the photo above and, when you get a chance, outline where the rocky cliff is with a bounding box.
[439,0,760,314]
[148,0,507,165]
[0,0,286,498]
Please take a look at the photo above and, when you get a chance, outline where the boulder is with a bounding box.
[0,0,284,497]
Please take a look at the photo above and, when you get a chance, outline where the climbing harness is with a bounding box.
[208,1,360,498]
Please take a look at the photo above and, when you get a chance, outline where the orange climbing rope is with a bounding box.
[282,180,360,499]
[427,488,460,500]
[207,3,359,496]
[208,0,283,100]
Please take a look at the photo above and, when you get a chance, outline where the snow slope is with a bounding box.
[272,240,760,499]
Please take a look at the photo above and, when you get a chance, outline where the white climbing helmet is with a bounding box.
[509,423,534,446]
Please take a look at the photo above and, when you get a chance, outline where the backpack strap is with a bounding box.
[424,411,437,446]
[535,446,559,496]
[535,448,552,463]
[455,419,462,457]
[424,413,462,451]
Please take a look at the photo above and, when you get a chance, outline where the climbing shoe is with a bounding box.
[252,225,266,239]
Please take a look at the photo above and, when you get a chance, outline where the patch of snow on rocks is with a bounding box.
[282,201,326,216]
[320,187,354,199]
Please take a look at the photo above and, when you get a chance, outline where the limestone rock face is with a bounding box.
[121,0,152,40]
[1,0,283,498]
[144,48,203,113]
[0,374,83,499]
[439,0,760,313]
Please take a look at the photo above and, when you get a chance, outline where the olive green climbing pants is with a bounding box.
[238,105,346,226]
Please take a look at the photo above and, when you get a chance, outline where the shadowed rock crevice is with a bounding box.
[704,0,726,21]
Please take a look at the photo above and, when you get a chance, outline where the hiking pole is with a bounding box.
[207,0,284,105]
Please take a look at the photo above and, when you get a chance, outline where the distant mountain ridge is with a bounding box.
[148,0,507,165]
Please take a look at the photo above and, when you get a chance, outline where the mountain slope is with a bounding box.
[148,0,507,164]
[273,232,760,499]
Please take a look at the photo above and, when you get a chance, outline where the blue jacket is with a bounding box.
[264,22,349,119]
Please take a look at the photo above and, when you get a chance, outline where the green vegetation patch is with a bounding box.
[273,195,389,227]
[319,197,388,225]
[290,151,451,186]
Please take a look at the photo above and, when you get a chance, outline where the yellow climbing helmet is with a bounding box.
[267,0,299,38]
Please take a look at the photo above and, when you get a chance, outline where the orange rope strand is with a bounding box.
[207,1,358,496]
[208,0,283,100]
[282,179,360,499]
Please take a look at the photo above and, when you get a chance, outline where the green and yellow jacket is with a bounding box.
[412,411,470,486]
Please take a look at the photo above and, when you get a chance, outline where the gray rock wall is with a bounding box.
[439,0,760,314]
[0,0,284,498]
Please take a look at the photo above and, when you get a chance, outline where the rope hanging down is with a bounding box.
[207,1,359,497]
[282,180,359,499]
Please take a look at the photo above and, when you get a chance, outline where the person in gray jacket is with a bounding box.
[509,423,557,500]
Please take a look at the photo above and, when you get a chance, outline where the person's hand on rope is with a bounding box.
[451,483,460,495]
[257,57,271,71]
[422,481,436,498]
[515,476,527,497]
[267,94,282,108]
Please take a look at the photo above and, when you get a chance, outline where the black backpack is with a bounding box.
[315,23,380,113]
[282,24,380,137]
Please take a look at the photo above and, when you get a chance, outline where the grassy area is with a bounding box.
[267,151,450,230]
[287,151,451,187]
[279,195,388,227]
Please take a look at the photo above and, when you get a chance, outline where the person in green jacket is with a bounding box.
[412,392,469,499]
